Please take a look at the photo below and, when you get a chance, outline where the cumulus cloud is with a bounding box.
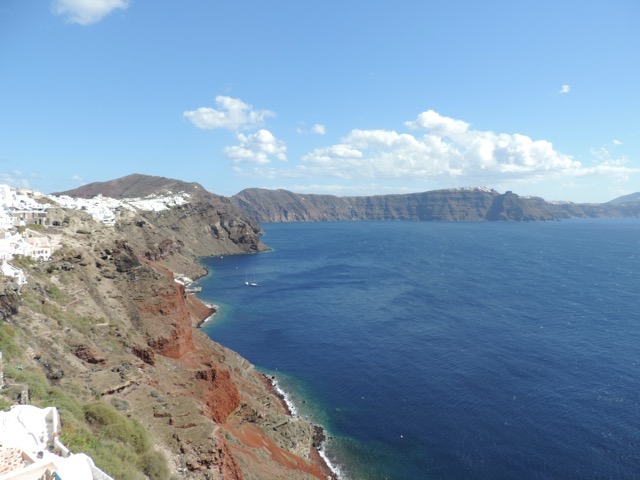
[224,129,287,164]
[52,0,129,25]
[183,96,274,131]
[559,84,571,94]
[311,124,326,135]
[405,110,469,137]
[300,110,581,183]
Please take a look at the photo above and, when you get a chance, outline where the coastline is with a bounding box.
[264,373,342,480]
[191,257,343,479]
[194,300,219,328]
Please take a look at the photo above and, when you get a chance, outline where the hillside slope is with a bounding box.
[0,177,333,480]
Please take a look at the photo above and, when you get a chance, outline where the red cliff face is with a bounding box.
[136,281,195,359]
[133,258,212,359]
[129,259,243,424]
[195,367,240,423]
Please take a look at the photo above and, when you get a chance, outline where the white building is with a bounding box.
[22,230,56,262]
[0,405,113,480]
[0,185,16,208]
[0,262,26,286]
[48,191,192,225]
[0,184,49,227]
[0,233,23,262]
[0,209,13,231]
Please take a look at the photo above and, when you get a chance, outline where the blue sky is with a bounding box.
[1,0,638,202]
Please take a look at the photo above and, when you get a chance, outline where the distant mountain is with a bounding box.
[232,188,640,222]
[608,192,640,205]
[53,173,203,199]
[55,175,640,223]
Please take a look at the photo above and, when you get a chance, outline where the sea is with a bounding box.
[197,219,640,480]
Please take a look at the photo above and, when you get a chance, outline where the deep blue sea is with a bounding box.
[198,220,640,480]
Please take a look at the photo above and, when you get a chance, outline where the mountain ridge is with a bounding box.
[231,187,640,222]
[53,173,204,199]
[57,175,640,223]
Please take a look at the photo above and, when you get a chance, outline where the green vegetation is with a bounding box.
[10,255,35,269]
[46,284,68,303]
[21,289,96,335]
[15,224,46,233]
[0,322,22,361]
[0,396,12,411]
[2,363,169,479]
[68,402,170,480]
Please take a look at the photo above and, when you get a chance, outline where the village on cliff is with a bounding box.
[0,184,191,288]
[0,183,193,480]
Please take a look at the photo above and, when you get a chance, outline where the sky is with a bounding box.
[1,0,639,203]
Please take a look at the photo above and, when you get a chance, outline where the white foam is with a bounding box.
[270,375,346,479]
[197,303,219,327]
[271,376,298,417]
[318,444,348,480]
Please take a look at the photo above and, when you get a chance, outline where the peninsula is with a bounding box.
[0,174,334,479]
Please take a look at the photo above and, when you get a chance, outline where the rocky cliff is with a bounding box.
[232,187,640,223]
[0,176,334,480]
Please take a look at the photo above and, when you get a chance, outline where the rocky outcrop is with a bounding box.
[0,278,21,320]
[58,174,268,269]
[232,187,640,222]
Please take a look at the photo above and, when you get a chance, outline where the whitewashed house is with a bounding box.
[0,261,26,286]
[0,232,24,262]
[0,185,16,208]
[22,230,58,262]
[0,405,113,480]
[0,209,14,231]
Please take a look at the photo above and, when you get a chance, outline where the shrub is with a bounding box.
[0,323,22,360]
[84,402,151,454]
[79,402,168,479]
[139,450,171,479]
[0,396,12,411]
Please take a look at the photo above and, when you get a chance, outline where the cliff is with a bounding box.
[0,176,334,480]
[232,187,640,223]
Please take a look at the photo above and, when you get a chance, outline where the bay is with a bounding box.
[199,219,640,479]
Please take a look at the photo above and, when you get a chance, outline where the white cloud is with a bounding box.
[300,110,581,183]
[612,139,623,145]
[587,147,638,175]
[296,123,327,135]
[52,0,129,25]
[228,109,639,197]
[224,129,287,164]
[405,110,469,137]
[559,84,571,94]
[0,172,29,188]
[311,124,326,135]
[71,174,85,183]
[183,96,274,131]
